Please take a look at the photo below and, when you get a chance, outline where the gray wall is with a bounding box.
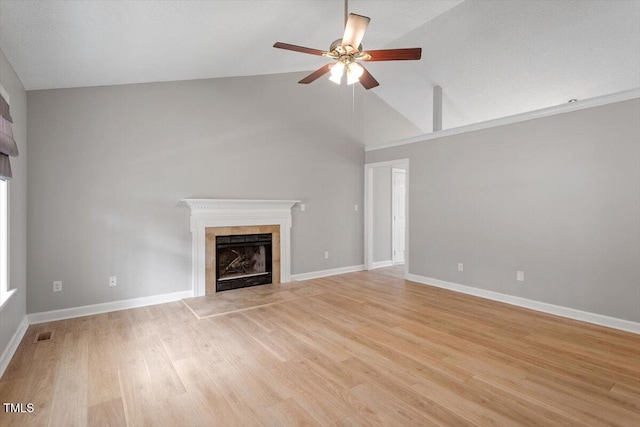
[0,48,27,358]
[373,166,392,263]
[366,99,640,322]
[26,72,419,314]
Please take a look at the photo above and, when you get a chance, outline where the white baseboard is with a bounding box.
[372,260,393,269]
[291,265,365,282]
[406,274,640,335]
[0,315,28,378]
[27,290,194,324]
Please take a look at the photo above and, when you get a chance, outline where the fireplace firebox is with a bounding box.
[215,233,273,292]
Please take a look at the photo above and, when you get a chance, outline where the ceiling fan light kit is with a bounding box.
[273,1,421,90]
[329,62,345,84]
[346,62,364,85]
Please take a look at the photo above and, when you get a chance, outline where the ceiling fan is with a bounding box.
[273,0,422,90]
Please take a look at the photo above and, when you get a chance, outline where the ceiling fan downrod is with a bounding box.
[344,0,349,28]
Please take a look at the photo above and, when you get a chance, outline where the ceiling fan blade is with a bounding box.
[359,65,379,90]
[298,64,332,84]
[273,42,326,56]
[342,13,370,51]
[362,48,422,61]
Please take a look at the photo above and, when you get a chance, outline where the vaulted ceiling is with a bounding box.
[1,0,639,144]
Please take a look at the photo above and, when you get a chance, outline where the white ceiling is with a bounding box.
[370,0,640,132]
[0,0,462,90]
[1,0,639,142]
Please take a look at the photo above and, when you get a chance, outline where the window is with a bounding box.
[0,178,14,310]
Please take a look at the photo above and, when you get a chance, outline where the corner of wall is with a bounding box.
[0,47,28,374]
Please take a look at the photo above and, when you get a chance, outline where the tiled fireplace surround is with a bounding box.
[206,225,280,294]
[182,199,299,296]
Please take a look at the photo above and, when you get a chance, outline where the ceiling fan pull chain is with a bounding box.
[352,83,355,120]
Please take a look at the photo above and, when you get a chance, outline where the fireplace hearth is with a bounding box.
[216,233,273,292]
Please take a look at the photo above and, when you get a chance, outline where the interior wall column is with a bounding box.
[433,85,442,132]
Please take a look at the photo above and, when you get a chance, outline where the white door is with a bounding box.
[392,168,406,265]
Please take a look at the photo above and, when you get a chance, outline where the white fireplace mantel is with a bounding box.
[182,199,299,296]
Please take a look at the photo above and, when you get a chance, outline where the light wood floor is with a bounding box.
[1,267,639,426]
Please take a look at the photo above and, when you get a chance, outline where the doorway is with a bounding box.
[392,168,406,265]
[364,159,409,275]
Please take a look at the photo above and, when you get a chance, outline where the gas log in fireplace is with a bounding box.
[216,233,273,292]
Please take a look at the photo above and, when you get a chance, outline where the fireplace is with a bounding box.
[216,233,272,291]
[182,199,299,296]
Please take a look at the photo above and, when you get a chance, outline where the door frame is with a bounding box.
[364,158,409,275]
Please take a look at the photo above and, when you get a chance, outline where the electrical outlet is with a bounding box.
[458,263,464,272]
[53,281,62,292]
[109,276,117,287]
[517,270,525,282]
[324,251,329,260]
[300,204,306,212]
[355,204,358,211]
